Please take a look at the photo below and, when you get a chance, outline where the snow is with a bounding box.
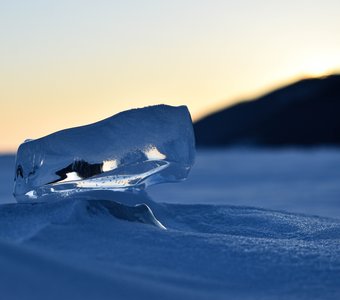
[1,149,340,299]
[150,148,340,218]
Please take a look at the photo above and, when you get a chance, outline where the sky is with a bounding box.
[1,0,340,152]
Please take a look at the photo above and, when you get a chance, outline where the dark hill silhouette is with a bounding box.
[194,75,340,146]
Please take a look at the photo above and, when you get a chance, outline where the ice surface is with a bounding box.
[13,105,195,202]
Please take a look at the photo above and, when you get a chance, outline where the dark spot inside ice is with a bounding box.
[16,165,23,178]
[49,160,103,184]
[28,165,38,177]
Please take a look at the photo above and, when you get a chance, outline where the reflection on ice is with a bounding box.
[102,160,118,172]
[73,161,169,189]
[58,172,82,183]
[144,146,166,161]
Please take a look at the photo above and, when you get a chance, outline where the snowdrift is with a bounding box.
[1,149,340,299]
[0,192,340,299]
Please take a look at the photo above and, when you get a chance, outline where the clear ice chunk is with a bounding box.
[14,105,195,202]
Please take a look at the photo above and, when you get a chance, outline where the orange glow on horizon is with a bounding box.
[1,1,340,152]
[2,71,339,154]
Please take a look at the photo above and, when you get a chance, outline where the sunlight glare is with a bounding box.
[302,58,336,78]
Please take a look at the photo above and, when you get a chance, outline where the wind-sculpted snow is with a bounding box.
[0,196,339,300]
[2,149,340,299]
[13,105,195,202]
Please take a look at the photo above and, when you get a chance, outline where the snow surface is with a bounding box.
[1,149,340,299]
